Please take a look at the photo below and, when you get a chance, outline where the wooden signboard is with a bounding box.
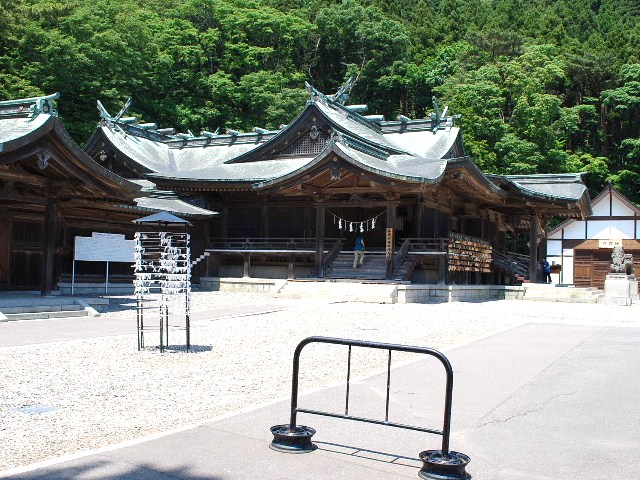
[385,228,394,260]
[598,239,622,249]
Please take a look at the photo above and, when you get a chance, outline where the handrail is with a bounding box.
[209,238,340,250]
[493,250,529,277]
[393,238,411,275]
[505,250,529,263]
[398,237,448,251]
[322,238,343,270]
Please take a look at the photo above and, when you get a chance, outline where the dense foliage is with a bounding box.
[1,0,639,200]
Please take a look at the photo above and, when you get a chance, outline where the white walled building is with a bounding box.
[546,184,640,288]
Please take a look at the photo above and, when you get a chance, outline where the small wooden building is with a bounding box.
[546,184,640,289]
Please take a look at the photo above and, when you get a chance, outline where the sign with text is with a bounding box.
[598,239,623,249]
[385,227,394,260]
[74,232,135,263]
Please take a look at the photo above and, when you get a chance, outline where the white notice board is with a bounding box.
[72,232,135,295]
[74,232,135,263]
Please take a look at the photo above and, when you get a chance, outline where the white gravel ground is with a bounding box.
[1,292,639,471]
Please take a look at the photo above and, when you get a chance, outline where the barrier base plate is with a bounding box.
[418,450,470,480]
[270,425,317,453]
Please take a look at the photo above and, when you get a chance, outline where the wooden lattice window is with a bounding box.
[280,128,329,155]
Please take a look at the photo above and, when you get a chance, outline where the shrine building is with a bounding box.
[1,81,593,294]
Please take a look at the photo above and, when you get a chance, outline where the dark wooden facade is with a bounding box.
[0,94,215,293]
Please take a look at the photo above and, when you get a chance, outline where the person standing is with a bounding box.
[353,235,365,268]
[540,258,552,283]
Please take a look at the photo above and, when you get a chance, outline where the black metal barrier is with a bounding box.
[270,336,470,480]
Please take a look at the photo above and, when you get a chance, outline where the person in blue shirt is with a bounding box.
[540,259,552,283]
[353,235,365,268]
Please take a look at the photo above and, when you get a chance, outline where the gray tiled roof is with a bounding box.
[384,127,460,159]
[0,114,50,150]
[148,157,313,182]
[133,197,217,217]
[101,126,264,174]
[334,142,448,183]
[499,174,588,201]
[90,89,590,215]
[314,101,401,151]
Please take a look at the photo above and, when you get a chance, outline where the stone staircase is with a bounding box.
[325,252,386,280]
[521,284,605,303]
[275,280,399,303]
[192,250,211,268]
[0,296,101,322]
[324,252,415,281]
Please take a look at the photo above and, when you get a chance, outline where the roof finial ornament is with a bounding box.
[114,98,132,122]
[97,98,131,130]
[431,96,442,124]
[330,76,355,105]
[305,81,323,103]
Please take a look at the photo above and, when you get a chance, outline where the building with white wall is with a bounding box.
[546,184,640,288]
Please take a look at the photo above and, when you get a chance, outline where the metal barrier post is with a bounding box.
[270,336,470,479]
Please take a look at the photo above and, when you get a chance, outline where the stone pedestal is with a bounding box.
[604,274,638,306]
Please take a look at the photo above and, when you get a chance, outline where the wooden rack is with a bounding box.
[447,232,492,273]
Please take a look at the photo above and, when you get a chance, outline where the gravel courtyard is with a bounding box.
[1,292,639,472]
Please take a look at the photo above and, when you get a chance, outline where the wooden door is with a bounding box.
[574,251,593,288]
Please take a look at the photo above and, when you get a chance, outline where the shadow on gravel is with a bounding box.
[4,461,225,480]
[97,295,138,314]
[140,344,213,353]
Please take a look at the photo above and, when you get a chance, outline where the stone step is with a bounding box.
[1,304,83,314]
[3,309,89,321]
[276,281,399,303]
[522,296,601,304]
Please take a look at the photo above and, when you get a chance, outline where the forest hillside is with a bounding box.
[1,0,639,200]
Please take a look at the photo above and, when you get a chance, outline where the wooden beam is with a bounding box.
[41,191,58,296]
[0,168,49,186]
[529,214,538,283]
[0,145,46,165]
[315,202,325,278]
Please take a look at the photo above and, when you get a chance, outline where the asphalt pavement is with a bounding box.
[3,322,638,479]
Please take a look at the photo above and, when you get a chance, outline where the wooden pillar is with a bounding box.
[243,252,251,278]
[288,254,295,279]
[439,237,447,285]
[315,202,325,278]
[385,201,397,280]
[304,206,313,238]
[261,205,270,239]
[529,215,538,283]
[415,201,424,238]
[0,213,10,286]
[41,192,58,296]
[221,207,228,240]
